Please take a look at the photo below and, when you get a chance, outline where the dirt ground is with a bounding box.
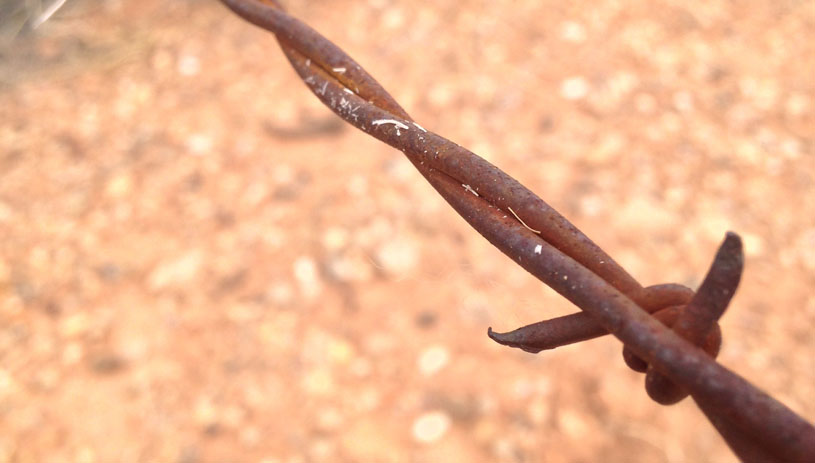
[1,0,813,462]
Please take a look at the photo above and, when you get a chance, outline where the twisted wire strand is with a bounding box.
[219,1,815,460]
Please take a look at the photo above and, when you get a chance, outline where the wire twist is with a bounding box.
[219,1,815,460]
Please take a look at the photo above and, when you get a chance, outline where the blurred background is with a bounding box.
[0,0,813,462]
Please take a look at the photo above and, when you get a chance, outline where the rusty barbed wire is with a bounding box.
[218,0,815,460]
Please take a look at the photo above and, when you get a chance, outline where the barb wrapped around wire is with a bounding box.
[219,1,815,460]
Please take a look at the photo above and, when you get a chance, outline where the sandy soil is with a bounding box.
[0,0,813,462]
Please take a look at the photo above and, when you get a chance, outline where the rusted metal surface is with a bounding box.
[218,0,815,460]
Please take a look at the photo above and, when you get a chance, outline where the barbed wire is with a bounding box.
[218,0,815,460]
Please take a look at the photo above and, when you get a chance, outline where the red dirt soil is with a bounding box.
[1,1,813,462]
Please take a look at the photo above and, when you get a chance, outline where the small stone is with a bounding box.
[560,21,587,43]
[148,250,204,291]
[293,256,322,299]
[105,173,132,198]
[302,368,334,396]
[428,82,454,108]
[587,133,624,164]
[375,239,419,277]
[62,342,83,365]
[741,232,765,257]
[90,352,126,374]
[186,133,212,155]
[0,369,17,395]
[177,54,201,76]
[559,408,590,438]
[560,76,590,100]
[321,226,349,251]
[527,397,551,425]
[382,8,405,30]
[673,91,694,112]
[325,252,373,283]
[415,310,438,329]
[347,175,368,196]
[59,312,91,338]
[240,426,261,447]
[412,411,451,444]
[785,93,810,117]
[222,405,245,428]
[308,439,335,461]
[273,164,295,185]
[417,345,450,376]
[327,337,355,365]
[194,397,219,429]
[268,282,294,306]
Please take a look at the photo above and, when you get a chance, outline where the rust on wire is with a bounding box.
[218,1,815,461]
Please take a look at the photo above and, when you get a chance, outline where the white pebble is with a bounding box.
[560,76,590,100]
[418,345,450,376]
[186,133,212,155]
[412,411,451,444]
[293,256,322,299]
[177,54,201,76]
[560,21,587,43]
[321,226,349,251]
[376,239,419,277]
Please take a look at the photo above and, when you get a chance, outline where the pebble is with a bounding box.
[527,397,551,425]
[0,369,17,395]
[240,426,261,447]
[293,256,322,299]
[740,231,765,258]
[375,238,419,277]
[412,411,451,444]
[185,133,212,155]
[194,397,219,429]
[148,250,204,291]
[785,92,810,117]
[325,252,373,283]
[177,54,201,76]
[672,91,695,112]
[59,312,91,338]
[61,342,83,365]
[559,408,590,438]
[417,345,450,376]
[273,164,295,185]
[560,21,587,43]
[301,368,334,397]
[346,175,369,196]
[105,173,132,198]
[321,226,349,251]
[560,76,590,100]
[268,282,294,306]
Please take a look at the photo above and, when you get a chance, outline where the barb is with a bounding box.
[219,1,815,460]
